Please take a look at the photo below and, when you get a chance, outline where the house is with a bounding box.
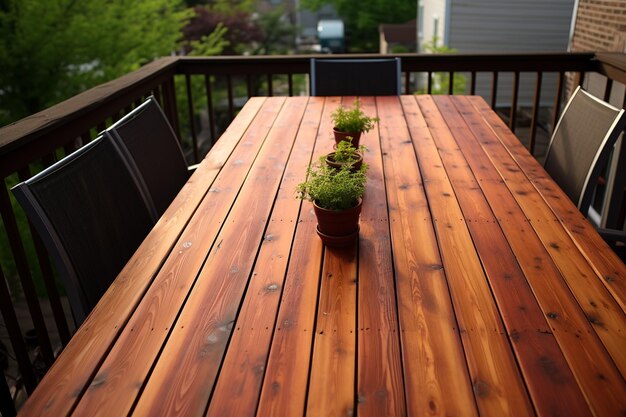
[418,0,576,106]
[379,20,417,54]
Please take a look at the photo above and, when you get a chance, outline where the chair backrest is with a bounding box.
[106,97,190,217]
[12,137,155,324]
[544,86,626,215]
[310,58,401,96]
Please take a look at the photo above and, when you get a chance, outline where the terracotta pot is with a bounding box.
[333,128,362,148]
[324,152,363,172]
[313,199,362,246]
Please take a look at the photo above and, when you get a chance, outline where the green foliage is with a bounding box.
[0,0,194,126]
[331,99,379,133]
[296,162,367,211]
[251,6,297,55]
[301,0,416,52]
[327,139,365,164]
[417,37,467,95]
[186,23,229,56]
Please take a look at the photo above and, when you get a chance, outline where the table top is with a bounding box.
[19,96,626,417]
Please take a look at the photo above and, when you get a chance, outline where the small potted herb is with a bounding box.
[296,162,367,247]
[324,139,366,172]
[330,99,379,147]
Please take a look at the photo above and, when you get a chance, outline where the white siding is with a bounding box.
[420,0,448,50]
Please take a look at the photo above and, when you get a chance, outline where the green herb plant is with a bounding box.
[331,99,379,133]
[330,139,366,162]
[296,162,368,211]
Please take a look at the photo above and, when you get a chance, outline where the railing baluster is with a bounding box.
[427,72,433,94]
[246,75,253,98]
[529,72,543,155]
[152,87,162,105]
[227,75,234,121]
[0,266,37,393]
[491,71,499,109]
[470,71,476,95]
[552,71,565,135]
[448,72,454,94]
[0,184,54,365]
[509,71,520,132]
[288,73,294,97]
[267,74,273,96]
[80,132,92,147]
[161,78,181,142]
[17,168,71,345]
[405,71,411,94]
[204,74,216,147]
[185,74,199,163]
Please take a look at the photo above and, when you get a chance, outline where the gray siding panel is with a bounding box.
[447,0,575,106]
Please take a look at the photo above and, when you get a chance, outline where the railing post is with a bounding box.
[161,76,181,141]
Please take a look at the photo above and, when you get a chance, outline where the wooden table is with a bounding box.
[18,96,626,417]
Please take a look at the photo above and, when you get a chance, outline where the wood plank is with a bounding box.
[404,95,535,417]
[17,97,267,417]
[468,95,626,314]
[450,95,626,416]
[306,245,358,417]
[456,96,626,376]
[305,96,358,417]
[129,97,306,417]
[69,97,285,417]
[204,97,323,417]
[255,97,340,417]
[355,97,405,417]
[377,95,478,417]
[423,95,591,417]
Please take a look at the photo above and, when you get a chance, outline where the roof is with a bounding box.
[379,19,416,44]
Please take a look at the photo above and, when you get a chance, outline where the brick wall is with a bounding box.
[570,0,626,52]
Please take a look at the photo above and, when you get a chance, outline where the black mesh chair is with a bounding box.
[12,137,155,324]
[310,58,401,96]
[105,96,190,217]
[544,86,626,216]
[544,86,626,260]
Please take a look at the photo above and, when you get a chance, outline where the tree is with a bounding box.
[183,5,262,55]
[301,0,416,52]
[0,0,193,126]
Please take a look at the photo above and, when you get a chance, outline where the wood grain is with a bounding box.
[306,245,358,417]
[451,95,626,416]
[454,96,626,376]
[377,95,478,417]
[426,94,591,417]
[468,95,626,314]
[255,96,341,417]
[16,97,267,417]
[411,95,535,417]
[204,97,323,417]
[355,97,405,417]
[305,96,358,417]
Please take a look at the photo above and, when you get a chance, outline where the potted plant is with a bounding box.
[330,99,379,147]
[324,139,366,172]
[296,162,368,247]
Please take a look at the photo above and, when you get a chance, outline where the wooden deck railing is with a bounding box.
[0,52,625,414]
